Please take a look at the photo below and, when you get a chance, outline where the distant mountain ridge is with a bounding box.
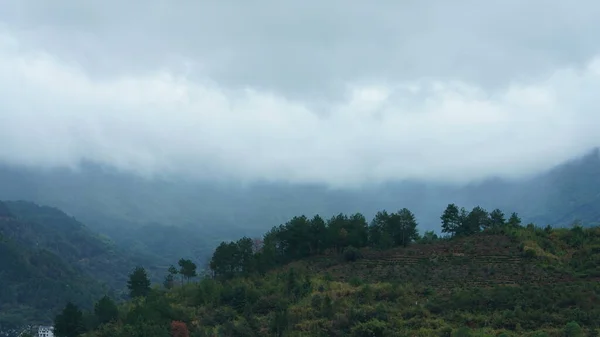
[0,149,599,272]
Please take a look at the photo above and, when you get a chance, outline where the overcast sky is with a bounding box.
[1,0,600,187]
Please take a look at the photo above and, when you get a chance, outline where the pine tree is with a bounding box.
[127,266,151,298]
[489,209,506,228]
[394,208,419,247]
[54,302,85,337]
[94,295,119,325]
[441,204,461,237]
[508,212,522,227]
[178,258,198,284]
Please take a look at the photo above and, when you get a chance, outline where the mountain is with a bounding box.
[0,150,599,271]
[0,201,148,330]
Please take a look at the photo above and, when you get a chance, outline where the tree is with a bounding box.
[178,258,198,284]
[235,237,256,276]
[54,302,85,337]
[127,266,151,298]
[369,211,393,249]
[461,206,489,235]
[308,215,328,254]
[393,208,419,247]
[94,295,119,325]
[441,204,461,237]
[164,265,178,289]
[489,209,506,228]
[563,321,583,337]
[508,212,522,227]
[420,230,439,243]
[163,274,175,289]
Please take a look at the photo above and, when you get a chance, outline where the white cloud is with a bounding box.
[1,1,600,187]
[1,28,600,187]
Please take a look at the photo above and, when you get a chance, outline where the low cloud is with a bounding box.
[1,1,600,187]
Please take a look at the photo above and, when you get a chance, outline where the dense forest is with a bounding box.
[0,201,160,330]
[44,203,600,337]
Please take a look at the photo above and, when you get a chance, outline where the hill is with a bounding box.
[66,205,600,337]
[1,150,600,272]
[0,201,151,331]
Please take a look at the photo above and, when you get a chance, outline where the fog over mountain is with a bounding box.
[2,1,600,267]
[2,1,600,187]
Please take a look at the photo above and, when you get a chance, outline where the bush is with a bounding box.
[350,319,389,337]
[452,327,472,337]
[563,321,583,337]
[344,246,363,262]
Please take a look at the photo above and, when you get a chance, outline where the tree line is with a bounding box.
[209,204,522,279]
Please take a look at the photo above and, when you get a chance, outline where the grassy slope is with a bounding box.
[84,225,600,337]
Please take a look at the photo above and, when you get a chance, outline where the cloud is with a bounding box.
[1,1,600,187]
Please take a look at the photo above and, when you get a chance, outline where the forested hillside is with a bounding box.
[0,201,153,330]
[53,204,600,337]
[1,150,600,273]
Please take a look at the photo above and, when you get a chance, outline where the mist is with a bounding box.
[2,1,600,187]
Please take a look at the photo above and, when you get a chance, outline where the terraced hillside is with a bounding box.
[296,230,595,290]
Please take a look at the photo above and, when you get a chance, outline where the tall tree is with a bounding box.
[178,258,198,283]
[369,211,393,249]
[235,237,255,276]
[508,212,522,227]
[346,213,369,248]
[164,265,178,288]
[441,204,461,237]
[163,273,175,289]
[392,208,419,247]
[127,266,151,298]
[489,209,506,228]
[94,295,119,325]
[461,206,489,235]
[54,302,85,337]
[308,215,328,254]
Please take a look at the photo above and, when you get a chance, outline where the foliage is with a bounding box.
[80,204,600,337]
[0,201,125,329]
[177,258,197,284]
[170,320,189,337]
[127,267,151,298]
[54,302,85,337]
[93,296,119,325]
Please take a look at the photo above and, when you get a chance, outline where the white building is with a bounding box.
[38,326,54,337]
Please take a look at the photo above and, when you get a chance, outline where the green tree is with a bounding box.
[94,295,119,325]
[441,204,461,237]
[563,321,583,337]
[420,230,439,243]
[127,266,151,298]
[489,208,506,228]
[235,237,256,276]
[308,215,328,254]
[163,273,175,289]
[54,302,85,337]
[508,212,522,227]
[461,206,489,235]
[385,208,419,247]
[369,211,394,249]
[164,265,178,289]
[178,258,198,283]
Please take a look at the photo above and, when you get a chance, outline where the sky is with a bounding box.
[1,0,600,187]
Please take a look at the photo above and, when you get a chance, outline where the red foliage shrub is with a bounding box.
[171,320,189,337]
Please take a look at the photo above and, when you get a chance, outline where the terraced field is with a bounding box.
[296,233,579,290]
